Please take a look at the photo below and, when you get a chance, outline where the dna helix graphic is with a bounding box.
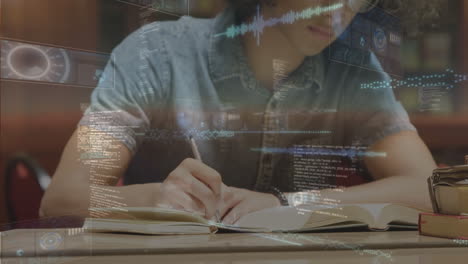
[360,69,468,90]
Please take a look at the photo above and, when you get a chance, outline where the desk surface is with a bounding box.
[1,229,466,258]
[3,248,468,264]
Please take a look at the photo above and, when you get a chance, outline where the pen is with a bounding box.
[189,136,202,161]
[189,136,221,223]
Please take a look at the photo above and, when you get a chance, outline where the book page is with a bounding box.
[235,206,311,231]
[377,204,422,228]
[235,204,373,231]
[90,207,209,224]
[351,203,388,228]
[301,204,373,229]
[84,218,215,235]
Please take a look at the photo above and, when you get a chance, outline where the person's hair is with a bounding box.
[227,0,444,35]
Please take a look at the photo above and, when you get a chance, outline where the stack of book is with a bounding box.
[419,156,468,239]
[419,213,468,239]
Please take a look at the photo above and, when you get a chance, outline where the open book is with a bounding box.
[83,203,425,235]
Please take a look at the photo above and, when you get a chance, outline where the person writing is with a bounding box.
[41,0,440,225]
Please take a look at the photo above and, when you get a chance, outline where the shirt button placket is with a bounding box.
[255,96,280,191]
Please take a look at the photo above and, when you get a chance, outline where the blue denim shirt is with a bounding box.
[81,7,415,192]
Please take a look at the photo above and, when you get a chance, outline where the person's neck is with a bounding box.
[242,27,305,91]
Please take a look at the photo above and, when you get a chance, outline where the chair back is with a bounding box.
[5,154,51,228]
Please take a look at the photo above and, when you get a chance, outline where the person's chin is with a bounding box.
[300,29,336,56]
[301,42,330,57]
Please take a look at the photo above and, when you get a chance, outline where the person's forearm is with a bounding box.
[41,183,161,218]
[286,176,433,211]
[89,183,161,209]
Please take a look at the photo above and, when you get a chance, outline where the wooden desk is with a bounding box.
[3,248,468,264]
[1,230,467,263]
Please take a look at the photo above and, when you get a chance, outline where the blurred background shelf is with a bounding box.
[410,114,468,149]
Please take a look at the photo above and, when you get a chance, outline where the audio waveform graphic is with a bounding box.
[361,69,468,90]
[251,147,387,158]
[215,3,344,45]
[139,129,331,141]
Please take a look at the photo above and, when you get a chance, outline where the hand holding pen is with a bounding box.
[154,137,224,220]
[189,136,222,222]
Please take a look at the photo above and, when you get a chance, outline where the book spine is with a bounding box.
[418,213,423,234]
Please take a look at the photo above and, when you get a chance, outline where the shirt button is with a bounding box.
[270,100,278,108]
[312,82,321,92]
[263,155,272,163]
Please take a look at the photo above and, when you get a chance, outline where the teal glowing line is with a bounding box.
[215,3,344,45]
[140,129,332,141]
[251,147,387,158]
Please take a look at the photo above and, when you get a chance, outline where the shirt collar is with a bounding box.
[208,7,326,94]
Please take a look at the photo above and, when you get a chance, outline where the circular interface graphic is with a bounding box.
[1,40,71,83]
[373,28,388,53]
[39,232,63,250]
[9,45,51,79]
